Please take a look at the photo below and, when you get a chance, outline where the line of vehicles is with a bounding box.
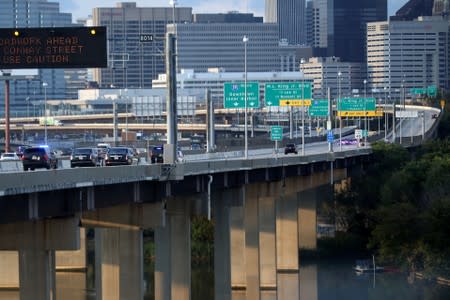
[1,142,180,171]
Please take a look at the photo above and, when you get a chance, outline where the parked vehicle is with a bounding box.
[21,146,58,171]
[150,145,164,163]
[0,152,20,161]
[104,147,137,166]
[284,143,297,155]
[70,147,100,168]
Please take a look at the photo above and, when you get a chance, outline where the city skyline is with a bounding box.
[59,0,408,21]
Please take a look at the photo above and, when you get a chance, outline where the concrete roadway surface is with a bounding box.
[0,106,441,172]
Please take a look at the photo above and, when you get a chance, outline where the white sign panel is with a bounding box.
[396,110,418,118]
[355,129,363,139]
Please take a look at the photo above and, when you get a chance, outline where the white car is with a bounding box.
[0,152,20,161]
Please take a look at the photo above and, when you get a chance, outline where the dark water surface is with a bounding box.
[1,258,449,299]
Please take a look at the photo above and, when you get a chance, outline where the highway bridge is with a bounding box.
[0,105,442,299]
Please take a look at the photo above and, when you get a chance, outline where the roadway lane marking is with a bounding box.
[76,182,93,187]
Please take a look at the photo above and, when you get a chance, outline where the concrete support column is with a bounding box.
[0,218,79,300]
[95,228,119,300]
[214,189,240,300]
[55,228,87,271]
[299,265,318,300]
[95,228,144,300]
[258,195,276,290]
[120,229,143,300]
[0,251,18,289]
[276,191,299,271]
[19,250,56,300]
[298,189,318,250]
[277,272,299,300]
[155,197,191,300]
[229,206,245,291]
[244,184,260,300]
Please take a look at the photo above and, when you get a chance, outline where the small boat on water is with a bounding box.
[354,258,384,273]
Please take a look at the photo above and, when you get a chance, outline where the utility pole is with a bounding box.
[165,33,178,164]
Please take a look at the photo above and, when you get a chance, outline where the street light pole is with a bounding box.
[124,89,128,143]
[300,58,305,155]
[243,35,249,159]
[363,79,367,145]
[338,71,342,151]
[43,82,48,145]
[384,86,387,140]
[169,0,177,37]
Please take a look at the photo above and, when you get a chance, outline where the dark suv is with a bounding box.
[150,145,164,163]
[284,143,297,155]
[104,147,137,166]
[70,147,100,168]
[22,146,58,171]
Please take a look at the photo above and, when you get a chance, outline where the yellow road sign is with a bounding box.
[279,99,312,106]
[338,111,383,117]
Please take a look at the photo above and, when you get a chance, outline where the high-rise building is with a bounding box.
[0,0,81,116]
[171,23,280,73]
[307,0,387,63]
[367,16,450,99]
[265,0,306,45]
[306,0,332,54]
[300,57,365,99]
[193,12,263,23]
[391,0,434,21]
[433,0,450,16]
[92,2,192,88]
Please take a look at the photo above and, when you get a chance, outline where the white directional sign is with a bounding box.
[396,110,418,118]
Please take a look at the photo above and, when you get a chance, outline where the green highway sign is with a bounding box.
[223,82,260,109]
[309,99,328,117]
[410,88,426,95]
[427,85,437,97]
[271,126,283,141]
[339,98,376,111]
[410,86,437,97]
[264,82,312,107]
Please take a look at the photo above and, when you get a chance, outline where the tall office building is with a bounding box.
[92,2,192,88]
[367,16,450,99]
[433,0,450,15]
[0,0,80,116]
[265,0,306,45]
[391,0,434,21]
[193,12,263,23]
[172,23,280,73]
[307,0,387,63]
[306,0,332,55]
[300,57,365,99]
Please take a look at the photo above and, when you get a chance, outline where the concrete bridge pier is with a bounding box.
[216,168,346,299]
[0,217,80,300]
[213,187,244,300]
[155,196,191,300]
[19,249,56,300]
[95,227,144,300]
[81,202,162,300]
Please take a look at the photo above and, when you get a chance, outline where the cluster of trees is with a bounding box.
[331,104,450,279]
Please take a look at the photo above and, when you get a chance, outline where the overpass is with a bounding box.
[0,105,442,300]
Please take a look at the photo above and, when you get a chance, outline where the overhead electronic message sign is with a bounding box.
[0,26,107,69]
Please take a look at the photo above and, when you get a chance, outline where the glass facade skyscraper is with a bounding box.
[92,3,192,89]
[307,0,387,63]
[265,0,307,45]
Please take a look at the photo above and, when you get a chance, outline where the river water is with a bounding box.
[1,258,448,299]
